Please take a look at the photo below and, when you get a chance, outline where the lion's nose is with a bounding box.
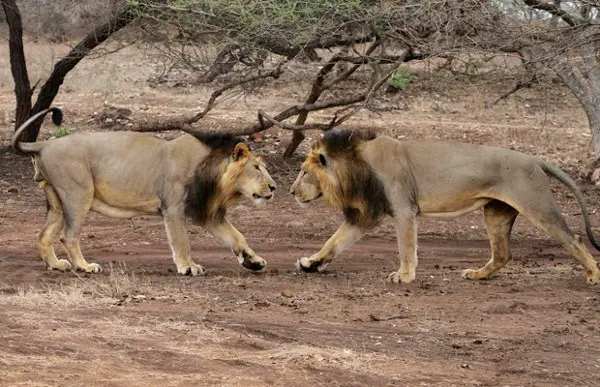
[290,188,295,195]
[269,184,276,192]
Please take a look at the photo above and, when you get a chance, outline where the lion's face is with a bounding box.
[231,143,276,207]
[290,148,327,205]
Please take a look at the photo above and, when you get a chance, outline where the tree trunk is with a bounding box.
[1,0,32,138]
[282,116,306,158]
[554,53,600,160]
[282,56,339,158]
[2,3,137,142]
[584,108,600,160]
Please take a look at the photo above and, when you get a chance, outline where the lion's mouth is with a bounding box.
[253,193,273,200]
[301,192,322,203]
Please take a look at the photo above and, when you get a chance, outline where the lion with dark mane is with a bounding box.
[13,107,276,275]
[291,129,600,285]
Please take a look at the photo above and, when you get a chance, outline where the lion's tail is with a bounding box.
[12,107,63,154]
[541,161,600,251]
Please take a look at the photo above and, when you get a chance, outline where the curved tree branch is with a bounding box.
[523,0,582,27]
[2,2,139,142]
[131,64,287,132]
[26,5,137,141]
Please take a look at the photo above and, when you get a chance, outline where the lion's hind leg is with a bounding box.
[462,200,518,281]
[59,187,102,274]
[38,182,71,271]
[524,207,600,284]
[502,183,600,284]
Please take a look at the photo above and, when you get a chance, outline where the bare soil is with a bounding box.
[1,42,600,386]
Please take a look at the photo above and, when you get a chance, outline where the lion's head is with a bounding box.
[290,130,391,228]
[226,142,276,207]
[185,135,276,224]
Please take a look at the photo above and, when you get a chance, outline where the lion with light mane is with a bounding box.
[291,130,600,285]
[13,107,276,275]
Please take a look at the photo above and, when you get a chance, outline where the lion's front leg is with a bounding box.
[388,209,418,284]
[296,221,364,273]
[163,212,205,276]
[205,218,266,271]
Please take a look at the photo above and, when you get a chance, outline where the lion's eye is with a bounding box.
[254,165,260,170]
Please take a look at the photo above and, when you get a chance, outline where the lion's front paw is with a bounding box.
[47,258,72,271]
[241,255,267,271]
[178,262,206,276]
[387,270,415,284]
[295,257,328,273]
[586,271,600,285]
[76,262,102,274]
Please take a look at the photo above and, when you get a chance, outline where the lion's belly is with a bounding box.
[93,183,161,218]
[91,199,159,218]
[419,198,491,218]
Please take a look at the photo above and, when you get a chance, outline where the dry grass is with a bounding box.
[93,261,151,300]
[0,262,150,308]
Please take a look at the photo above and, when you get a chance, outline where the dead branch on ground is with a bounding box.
[131,63,287,133]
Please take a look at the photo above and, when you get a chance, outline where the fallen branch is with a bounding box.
[131,63,287,132]
[257,110,334,131]
[368,313,410,322]
[132,52,400,139]
[184,93,370,137]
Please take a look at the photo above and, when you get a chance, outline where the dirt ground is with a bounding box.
[2,42,600,386]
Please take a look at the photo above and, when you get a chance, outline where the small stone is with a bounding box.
[460,363,470,369]
[6,186,18,193]
[281,289,294,298]
[286,221,304,228]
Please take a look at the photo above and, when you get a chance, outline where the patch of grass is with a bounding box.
[387,71,416,92]
[2,283,108,308]
[49,126,75,138]
[94,261,149,300]
[0,262,150,307]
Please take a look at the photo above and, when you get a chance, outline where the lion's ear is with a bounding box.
[233,142,250,161]
[318,153,327,167]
